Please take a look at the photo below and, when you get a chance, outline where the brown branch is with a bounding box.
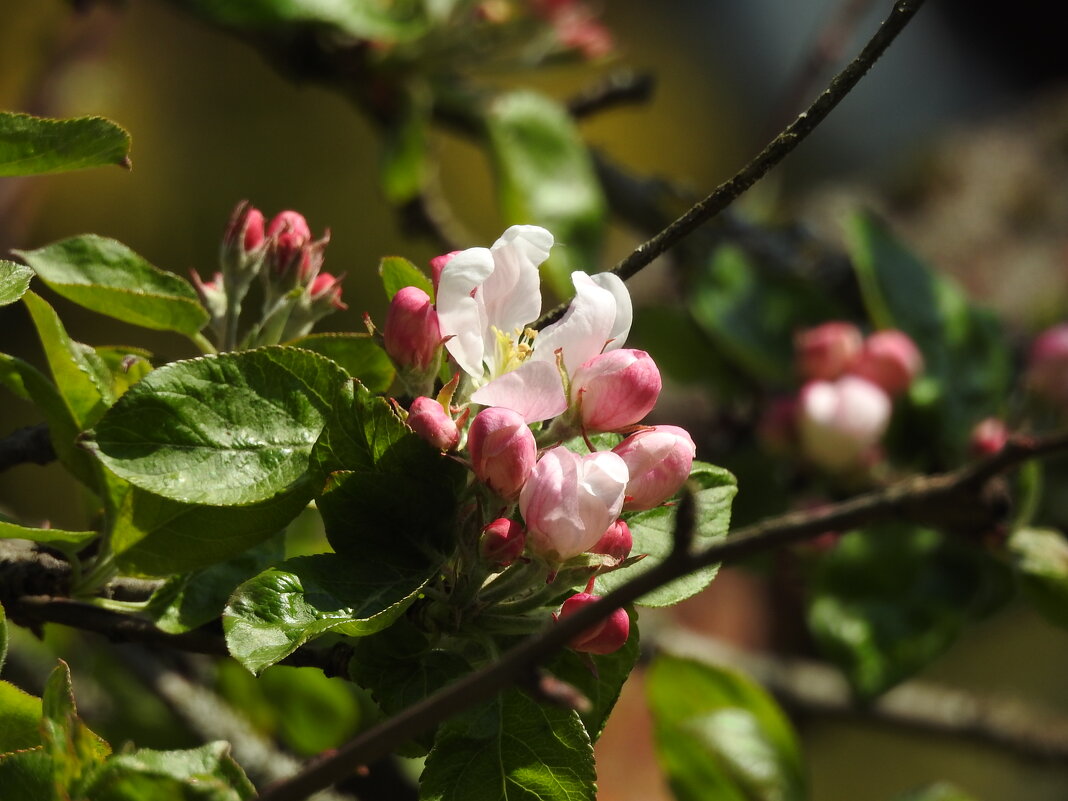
[535,0,927,329]
[0,424,57,473]
[566,71,656,119]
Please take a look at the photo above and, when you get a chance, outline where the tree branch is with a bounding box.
[536,0,926,329]
[0,424,57,473]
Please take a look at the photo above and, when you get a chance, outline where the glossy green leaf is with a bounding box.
[0,261,33,306]
[287,333,394,392]
[90,347,346,505]
[82,742,255,801]
[0,681,42,753]
[16,236,209,337]
[0,520,96,558]
[486,90,607,299]
[545,608,639,741]
[0,112,130,176]
[94,346,153,399]
[891,783,978,801]
[0,748,54,799]
[647,653,805,801]
[42,661,110,797]
[421,688,596,801]
[1008,527,1068,629]
[808,524,1012,699]
[223,552,435,674]
[595,462,737,606]
[108,474,307,576]
[379,255,434,301]
[23,291,113,429]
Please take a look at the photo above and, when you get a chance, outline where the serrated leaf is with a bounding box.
[16,236,209,337]
[1008,527,1068,629]
[595,462,737,606]
[421,688,596,801]
[82,742,255,801]
[0,261,33,306]
[0,680,43,753]
[379,255,434,301]
[90,347,347,506]
[808,524,1012,699]
[0,748,54,799]
[486,90,607,299]
[0,112,130,176]
[647,653,806,801]
[42,661,110,797]
[223,552,435,674]
[288,333,394,392]
[0,520,96,558]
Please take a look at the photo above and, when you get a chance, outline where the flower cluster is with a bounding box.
[380,226,697,654]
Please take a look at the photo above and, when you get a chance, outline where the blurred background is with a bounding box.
[3,1,1068,799]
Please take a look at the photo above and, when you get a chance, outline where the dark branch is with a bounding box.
[566,71,656,119]
[0,424,57,473]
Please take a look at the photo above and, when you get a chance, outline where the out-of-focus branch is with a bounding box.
[567,71,656,119]
[0,424,57,473]
[660,628,1068,763]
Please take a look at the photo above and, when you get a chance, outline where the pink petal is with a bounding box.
[471,360,567,423]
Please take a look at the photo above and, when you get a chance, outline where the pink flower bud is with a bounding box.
[795,322,863,381]
[429,251,461,294]
[970,417,1009,457]
[223,201,266,255]
[1028,324,1068,404]
[558,593,630,655]
[570,349,662,432]
[407,396,460,452]
[519,446,628,561]
[309,272,347,310]
[383,287,441,371]
[590,519,631,563]
[849,330,923,397]
[480,518,526,565]
[266,210,313,278]
[467,407,537,499]
[797,376,891,471]
[612,425,696,512]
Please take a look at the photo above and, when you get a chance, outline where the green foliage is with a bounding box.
[17,236,209,338]
[807,524,1012,699]
[0,261,33,306]
[647,653,806,801]
[0,681,43,753]
[90,347,347,505]
[595,462,737,606]
[1008,527,1068,629]
[287,333,395,392]
[421,688,597,801]
[486,90,607,299]
[379,255,434,301]
[0,111,130,176]
[0,520,96,558]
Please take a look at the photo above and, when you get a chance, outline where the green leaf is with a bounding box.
[845,211,1011,462]
[223,552,434,674]
[108,474,308,576]
[807,524,1012,699]
[379,255,434,302]
[1008,527,1068,629]
[94,346,154,399]
[545,608,639,741]
[287,333,395,393]
[595,462,737,606]
[890,783,978,801]
[0,748,54,800]
[421,688,596,801]
[89,347,347,506]
[16,236,209,337]
[0,261,33,306]
[0,602,6,671]
[82,742,255,801]
[0,681,43,753]
[146,536,285,633]
[42,661,110,797]
[23,291,113,429]
[0,520,96,558]
[486,90,607,299]
[0,112,130,176]
[647,653,806,801]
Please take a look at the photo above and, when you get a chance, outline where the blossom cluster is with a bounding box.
[380,226,696,654]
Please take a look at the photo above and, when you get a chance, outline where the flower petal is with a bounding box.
[482,226,552,338]
[590,271,632,352]
[471,360,567,423]
[535,272,623,375]
[437,247,495,378]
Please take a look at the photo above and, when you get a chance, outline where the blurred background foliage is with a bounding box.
[3,1,1068,799]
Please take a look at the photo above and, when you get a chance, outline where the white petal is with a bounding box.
[437,247,495,378]
[470,360,567,423]
[534,272,621,375]
[482,226,552,338]
[589,271,632,352]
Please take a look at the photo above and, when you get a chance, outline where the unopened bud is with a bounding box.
[797,376,891,471]
[309,272,347,311]
[590,519,631,564]
[267,211,311,271]
[429,251,461,294]
[467,407,537,500]
[612,425,696,512]
[407,396,460,452]
[970,417,1009,457]
[480,518,526,565]
[850,330,923,397]
[191,270,227,323]
[795,322,863,381]
[223,201,266,257]
[383,287,441,371]
[570,349,661,432]
[558,593,630,655]
[1028,323,1068,405]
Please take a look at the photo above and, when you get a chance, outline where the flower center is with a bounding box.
[491,326,537,377]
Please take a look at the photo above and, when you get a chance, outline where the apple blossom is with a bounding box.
[384,286,441,372]
[970,417,1009,457]
[795,321,862,381]
[519,446,628,562]
[570,349,661,432]
[429,250,461,293]
[480,518,527,566]
[407,396,460,452]
[797,375,891,471]
[590,519,632,563]
[850,329,923,397]
[1028,323,1068,405]
[467,407,537,499]
[558,593,630,654]
[612,425,696,511]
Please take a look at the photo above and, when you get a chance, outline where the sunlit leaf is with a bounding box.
[0,112,130,176]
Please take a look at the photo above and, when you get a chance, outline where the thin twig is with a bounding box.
[535,0,927,329]
[566,71,656,119]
